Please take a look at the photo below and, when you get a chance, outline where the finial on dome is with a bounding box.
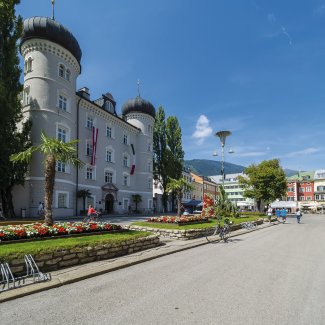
[51,0,55,20]
[137,79,141,98]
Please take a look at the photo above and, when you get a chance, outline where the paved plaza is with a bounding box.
[1,214,325,325]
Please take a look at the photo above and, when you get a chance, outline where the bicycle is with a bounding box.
[205,219,232,243]
[93,211,102,222]
[83,211,102,223]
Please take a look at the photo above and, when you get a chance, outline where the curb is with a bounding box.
[0,221,278,303]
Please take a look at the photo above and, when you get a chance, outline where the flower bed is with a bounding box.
[0,222,122,242]
[147,215,209,225]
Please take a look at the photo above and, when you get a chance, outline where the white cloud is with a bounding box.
[192,115,213,144]
[286,147,321,157]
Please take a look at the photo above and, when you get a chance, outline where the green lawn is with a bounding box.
[132,216,262,230]
[0,231,151,261]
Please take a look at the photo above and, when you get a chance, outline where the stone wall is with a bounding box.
[128,219,264,240]
[8,235,160,274]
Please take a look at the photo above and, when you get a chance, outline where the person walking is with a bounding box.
[275,208,281,221]
[296,208,302,223]
[84,204,97,223]
[267,206,273,223]
[38,202,43,216]
[281,207,287,223]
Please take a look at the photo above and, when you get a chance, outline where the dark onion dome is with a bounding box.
[20,17,82,64]
[103,92,115,101]
[121,96,155,118]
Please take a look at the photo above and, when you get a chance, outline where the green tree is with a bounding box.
[77,189,92,213]
[166,116,184,179]
[10,132,84,226]
[132,194,142,213]
[153,106,169,210]
[166,116,184,211]
[166,177,193,217]
[238,159,287,212]
[0,0,31,217]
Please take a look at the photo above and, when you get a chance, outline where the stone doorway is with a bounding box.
[105,194,114,214]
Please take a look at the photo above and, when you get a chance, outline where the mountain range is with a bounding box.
[184,159,298,177]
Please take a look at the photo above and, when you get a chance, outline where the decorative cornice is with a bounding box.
[21,39,80,74]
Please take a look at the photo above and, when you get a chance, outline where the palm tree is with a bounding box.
[166,177,194,217]
[77,189,92,214]
[10,131,84,226]
[215,185,238,222]
[132,194,142,213]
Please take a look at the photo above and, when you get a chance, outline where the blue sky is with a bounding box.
[17,0,325,171]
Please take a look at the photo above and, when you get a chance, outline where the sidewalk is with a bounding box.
[0,221,278,303]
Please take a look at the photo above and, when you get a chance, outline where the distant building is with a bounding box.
[210,173,255,210]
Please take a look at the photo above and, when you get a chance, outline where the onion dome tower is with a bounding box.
[19,14,82,217]
[121,85,155,191]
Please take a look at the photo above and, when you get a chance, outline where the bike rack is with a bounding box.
[0,255,51,293]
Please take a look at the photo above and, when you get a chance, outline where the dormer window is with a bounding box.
[104,101,114,113]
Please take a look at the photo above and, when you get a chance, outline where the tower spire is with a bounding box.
[51,0,55,20]
[137,79,141,98]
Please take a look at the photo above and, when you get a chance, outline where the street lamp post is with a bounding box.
[215,130,232,186]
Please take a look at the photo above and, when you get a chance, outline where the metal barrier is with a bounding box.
[0,255,51,293]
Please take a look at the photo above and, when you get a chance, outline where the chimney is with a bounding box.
[78,87,90,100]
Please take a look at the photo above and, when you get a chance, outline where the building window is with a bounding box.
[123,175,129,186]
[306,187,312,192]
[123,134,128,145]
[66,69,71,81]
[147,161,151,172]
[123,155,129,167]
[315,194,325,201]
[148,178,152,189]
[86,141,93,156]
[106,126,112,138]
[23,87,30,106]
[57,192,68,208]
[147,142,151,152]
[25,57,33,74]
[58,94,67,111]
[56,161,66,173]
[57,127,67,143]
[59,64,65,78]
[86,167,94,180]
[106,148,112,162]
[86,116,93,128]
[105,171,113,183]
[123,199,129,211]
[299,188,305,193]
[299,196,304,201]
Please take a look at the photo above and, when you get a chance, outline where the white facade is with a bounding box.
[210,173,255,209]
[13,17,154,218]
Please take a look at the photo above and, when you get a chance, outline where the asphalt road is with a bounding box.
[1,214,325,325]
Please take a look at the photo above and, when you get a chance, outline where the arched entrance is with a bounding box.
[105,194,114,214]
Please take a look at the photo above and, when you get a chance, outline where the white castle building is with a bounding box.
[14,16,155,218]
